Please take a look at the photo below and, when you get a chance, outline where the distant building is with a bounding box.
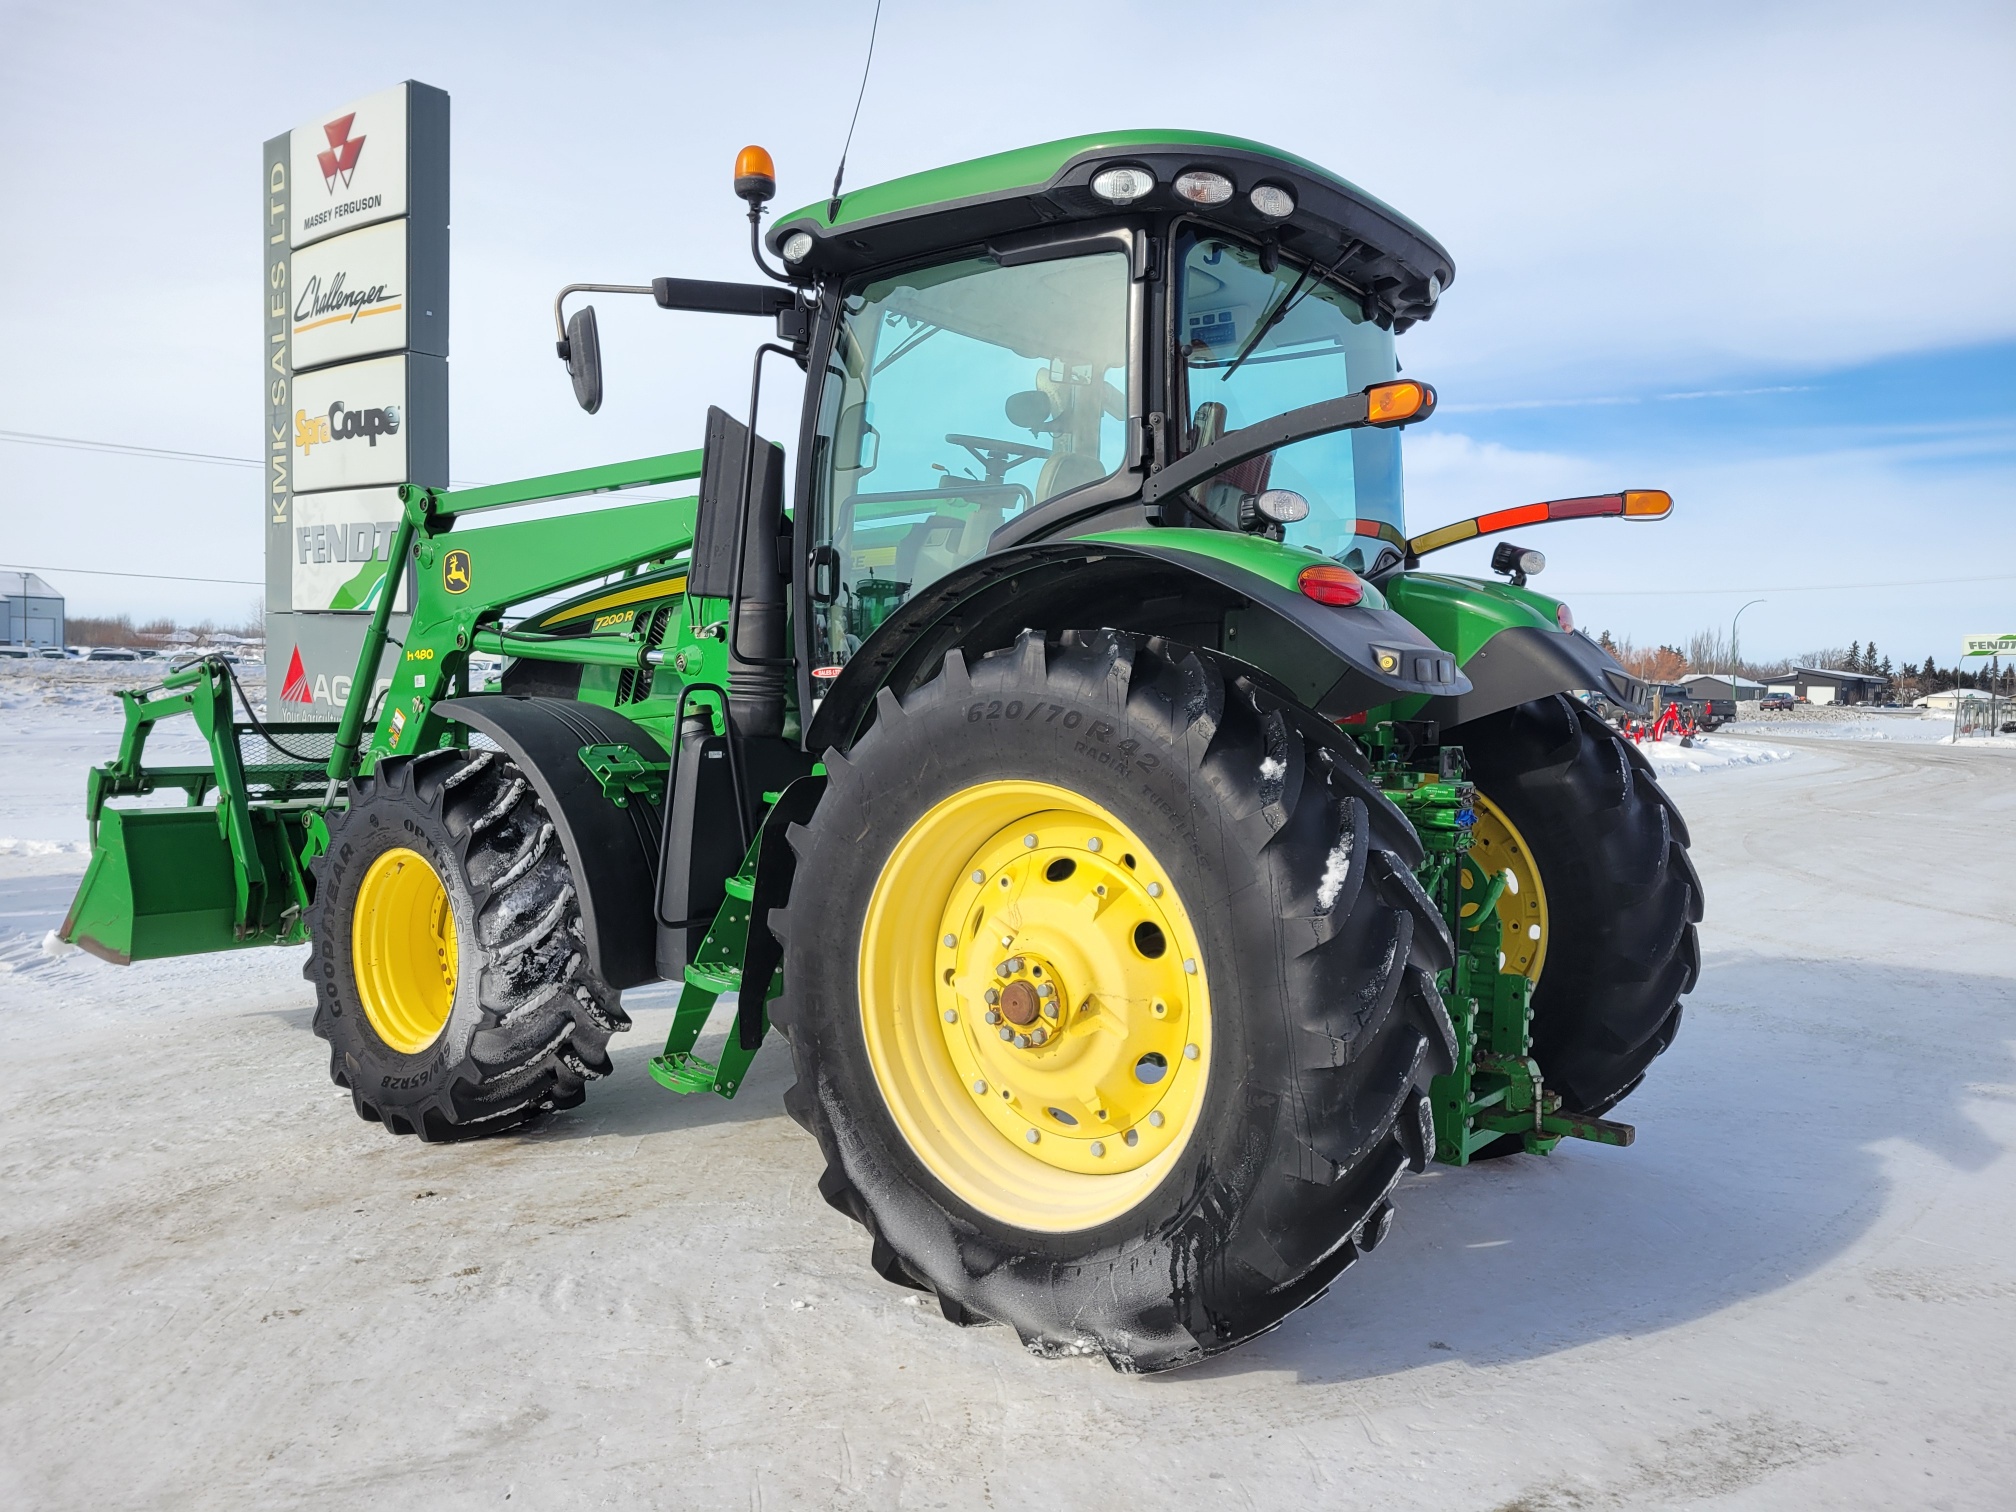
[2,570,64,647]
[1761,665,1890,706]
[1678,673,1768,701]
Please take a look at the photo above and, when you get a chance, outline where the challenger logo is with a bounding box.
[442,550,471,594]
[294,401,400,455]
[317,113,365,193]
[280,646,313,704]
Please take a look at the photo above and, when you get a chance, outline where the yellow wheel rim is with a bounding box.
[351,846,459,1055]
[859,780,1212,1233]
[1462,793,1549,984]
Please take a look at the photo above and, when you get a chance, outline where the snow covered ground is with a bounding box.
[4,664,2015,1509]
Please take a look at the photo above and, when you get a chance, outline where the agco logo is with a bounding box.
[443,550,472,594]
[317,114,365,194]
[295,400,401,455]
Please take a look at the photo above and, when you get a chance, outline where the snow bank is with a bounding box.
[1633,734,1793,776]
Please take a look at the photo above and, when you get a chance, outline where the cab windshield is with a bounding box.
[808,248,1133,666]
[1175,231,1405,569]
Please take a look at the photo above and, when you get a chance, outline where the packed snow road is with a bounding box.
[3,674,2014,1509]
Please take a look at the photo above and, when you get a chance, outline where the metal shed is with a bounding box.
[2,570,64,647]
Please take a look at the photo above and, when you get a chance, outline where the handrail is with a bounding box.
[432,447,706,518]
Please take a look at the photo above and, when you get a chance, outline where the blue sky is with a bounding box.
[0,0,2010,666]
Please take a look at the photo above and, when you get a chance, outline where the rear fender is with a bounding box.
[805,539,1468,753]
[1383,571,1650,725]
[434,695,666,989]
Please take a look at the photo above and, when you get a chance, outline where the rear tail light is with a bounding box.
[1298,565,1364,606]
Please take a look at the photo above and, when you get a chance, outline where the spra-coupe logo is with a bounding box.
[295,400,401,454]
[317,114,365,193]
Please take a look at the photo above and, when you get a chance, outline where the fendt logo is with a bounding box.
[294,400,401,454]
[317,114,365,194]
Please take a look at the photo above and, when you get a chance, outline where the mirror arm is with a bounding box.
[1141,391,1374,504]
[552,282,654,359]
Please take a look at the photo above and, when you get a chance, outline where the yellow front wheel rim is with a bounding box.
[1462,793,1549,984]
[352,846,459,1055]
[859,781,1212,1233]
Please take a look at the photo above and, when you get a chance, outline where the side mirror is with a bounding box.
[1004,389,1055,433]
[564,305,602,414]
[835,402,879,471]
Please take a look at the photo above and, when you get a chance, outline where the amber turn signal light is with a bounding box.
[1298,564,1365,606]
[1622,489,1673,518]
[734,145,777,206]
[1364,379,1436,427]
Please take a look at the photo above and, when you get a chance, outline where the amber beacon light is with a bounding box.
[734,145,777,206]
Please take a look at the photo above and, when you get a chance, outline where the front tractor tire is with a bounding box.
[306,748,629,1141]
[775,629,1456,1372]
[1454,694,1703,1117]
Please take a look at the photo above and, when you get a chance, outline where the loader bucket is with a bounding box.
[62,805,298,964]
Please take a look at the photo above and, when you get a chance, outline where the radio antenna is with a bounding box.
[826,0,883,224]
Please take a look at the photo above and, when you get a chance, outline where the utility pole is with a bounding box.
[1732,599,1766,713]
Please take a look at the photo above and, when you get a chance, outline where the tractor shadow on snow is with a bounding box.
[1169,952,2016,1385]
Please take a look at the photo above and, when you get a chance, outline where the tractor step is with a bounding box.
[648,1050,722,1094]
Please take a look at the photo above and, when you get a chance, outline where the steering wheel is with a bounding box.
[944,433,1051,484]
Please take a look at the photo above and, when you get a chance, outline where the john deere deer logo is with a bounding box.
[443,550,471,594]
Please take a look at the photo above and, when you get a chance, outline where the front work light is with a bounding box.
[1249,183,1295,218]
[1174,170,1234,205]
[1298,564,1365,606]
[781,231,814,263]
[1091,165,1156,205]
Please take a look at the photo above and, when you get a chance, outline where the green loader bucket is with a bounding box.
[62,805,300,965]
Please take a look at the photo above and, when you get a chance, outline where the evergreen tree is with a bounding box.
[1865,642,1880,675]
[1881,654,1894,678]
[1598,629,1616,652]
[1847,640,1862,672]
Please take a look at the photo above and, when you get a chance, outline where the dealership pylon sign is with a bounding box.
[264,82,448,719]
[1961,634,2016,658]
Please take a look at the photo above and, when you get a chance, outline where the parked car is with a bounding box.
[1760,691,1796,711]
[84,646,142,661]
[0,645,31,660]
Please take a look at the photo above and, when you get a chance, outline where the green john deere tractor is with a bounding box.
[63,131,1700,1372]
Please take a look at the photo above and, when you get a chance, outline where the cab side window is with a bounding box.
[809,251,1132,666]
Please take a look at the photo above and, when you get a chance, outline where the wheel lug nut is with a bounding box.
[1147,882,1163,897]
[985,987,1000,1005]
[971,870,985,885]
[1013,1033,1030,1049]
[1148,1110,1165,1128]
[1030,1028,1047,1045]
[1124,1129,1140,1147]
[1023,834,1038,849]
[985,1009,1001,1024]
[1086,837,1102,852]
[1038,982,1055,998]
[999,1027,1014,1041]
[1042,1003,1057,1021]
[1089,1141,1105,1158]
[972,1079,988,1095]
[942,933,958,949]
[943,1009,958,1023]
[1025,1128,1040,1143]
[1183,958,1198,974]
[1184,1043,1199,1060]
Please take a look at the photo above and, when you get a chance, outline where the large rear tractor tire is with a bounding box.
[774,629,1456,1372]
[1452,694,1703,1117]
[306,747,629,1140]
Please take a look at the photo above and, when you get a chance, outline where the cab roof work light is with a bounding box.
[1405,490,1673,561]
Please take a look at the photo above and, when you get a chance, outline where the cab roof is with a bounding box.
[768,130,1455,331]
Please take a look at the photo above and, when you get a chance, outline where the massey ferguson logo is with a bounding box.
[280,646,313,704]
[317,114,365,193]
[295,400,401,454]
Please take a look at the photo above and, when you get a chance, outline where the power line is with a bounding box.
[1,563,262,587]
[0,428,262,468]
